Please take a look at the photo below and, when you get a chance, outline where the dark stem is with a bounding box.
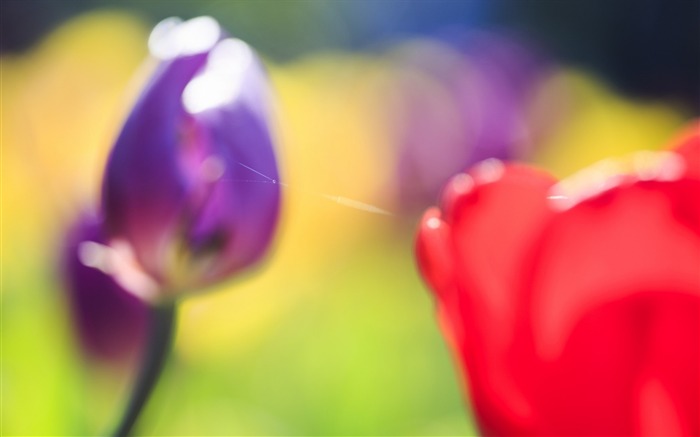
[112,300,177,437]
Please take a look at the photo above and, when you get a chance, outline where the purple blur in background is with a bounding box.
[387,32,552,213]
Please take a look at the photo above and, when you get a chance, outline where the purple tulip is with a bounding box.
[61,212,148,365]
[101,17,281,301]
[387,32,552,213]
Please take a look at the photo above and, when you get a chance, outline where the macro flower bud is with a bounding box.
[101,17,281,301]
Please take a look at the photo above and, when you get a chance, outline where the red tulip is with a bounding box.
[416,125,700,436]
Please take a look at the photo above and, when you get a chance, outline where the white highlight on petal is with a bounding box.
[183,38,254,114]
[548,158,624,210]
[449,173,474,196]
[639,151,685,181]
[149,16,221,60]
[550,151,688,211]
[426,216,442,230]
[472,159,505,184]
[546,193,572,211]
[633,151,664,181]
[78,241,110,269]
[201,155,226,182]
[77,240,159,302]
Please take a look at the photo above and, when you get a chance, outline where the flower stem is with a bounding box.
[112,300,177,437]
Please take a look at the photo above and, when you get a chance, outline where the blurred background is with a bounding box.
[1,1,698,435]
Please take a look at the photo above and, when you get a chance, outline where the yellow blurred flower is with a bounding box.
[529,69,688,177]
[1,11,148,273]
[1,11,150,434]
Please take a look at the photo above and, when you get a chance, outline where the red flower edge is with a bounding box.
[416,124,700,436]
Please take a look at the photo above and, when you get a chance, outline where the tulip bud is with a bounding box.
[101,17,281,301]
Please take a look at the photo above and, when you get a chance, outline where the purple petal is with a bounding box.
[102,51,212,281]
[102,18,280,292]
[61,212,148,364]
[182,39,281,285]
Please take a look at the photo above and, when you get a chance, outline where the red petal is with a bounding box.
[445,162,556,351]
[524,178,700,435]
[416,207,455,300]
[417,161,557,435]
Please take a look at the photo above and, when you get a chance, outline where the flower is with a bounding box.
[382,33,552,213]
[101,17,281,301]
[416,125,700,435]
[61,212,148,365]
